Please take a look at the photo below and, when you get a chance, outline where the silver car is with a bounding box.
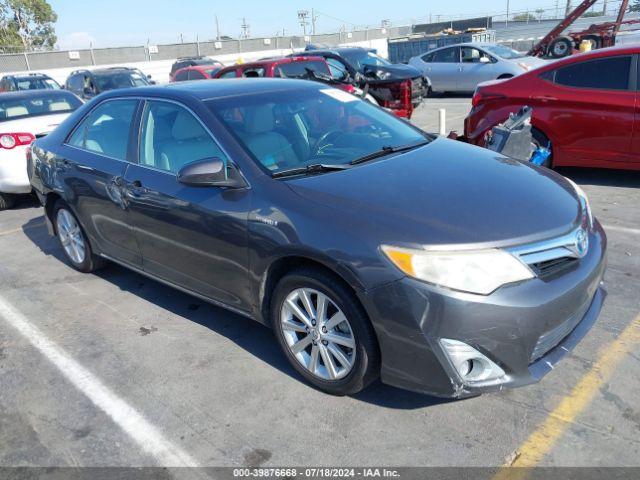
[409,43,546,94]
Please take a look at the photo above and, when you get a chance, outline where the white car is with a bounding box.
[0,90,82,210]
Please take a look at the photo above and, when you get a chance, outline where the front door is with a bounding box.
[123,99,253,311]
[458,46,496,92]
[63,98,142,266]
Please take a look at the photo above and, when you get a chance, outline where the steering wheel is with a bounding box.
[313,130,344,156]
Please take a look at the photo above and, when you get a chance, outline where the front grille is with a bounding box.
[531,256,579,279]
[530,297,592,363]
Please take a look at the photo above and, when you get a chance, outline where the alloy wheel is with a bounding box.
[280,288,356,381]
[56,208,86,264]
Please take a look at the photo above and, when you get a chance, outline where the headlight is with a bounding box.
[381,246,534,295]
[565,178,593,229]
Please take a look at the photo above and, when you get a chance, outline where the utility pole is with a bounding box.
[565,1,572,17]
[311,8,318,35]
[297,10,309,36]
[240,18,250,39]
[215,14,220,41]
[555,0,559,18]
[506,0,510,27]
[602,0,608,15]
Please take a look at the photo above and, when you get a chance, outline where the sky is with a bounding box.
[49,0,566,49]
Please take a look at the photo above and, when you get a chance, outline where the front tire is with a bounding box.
[271,268,380,395]
[0,193,15,210]
[54,200,106,273]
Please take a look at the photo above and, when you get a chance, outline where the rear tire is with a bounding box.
[271,268,380,395]
[0,193,15,211]
[53,200,106,273]
[548,37,574,58]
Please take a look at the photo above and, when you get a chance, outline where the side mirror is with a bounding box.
[177,157,246,188]
[479,56,491,64]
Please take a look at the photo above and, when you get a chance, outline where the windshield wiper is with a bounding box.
[272,163,352,179]
[349,141,429,166]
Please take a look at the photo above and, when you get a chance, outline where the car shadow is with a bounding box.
[21,216,447,410]
[429,92,473,99]
[556,167,640,188]
[10,193,41,211]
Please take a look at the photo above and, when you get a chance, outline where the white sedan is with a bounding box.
[0,90,82,209]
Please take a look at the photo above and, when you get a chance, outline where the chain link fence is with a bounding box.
[0,25,413,73]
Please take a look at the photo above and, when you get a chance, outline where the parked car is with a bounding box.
[216,56,377,103]
[0,73,62,92]
[465,45,639,170]
[409,43,546,94]
[171,63,223,82]
[292,47,427,118]
[170,56,221,81]
[65,67,152,100]
[0,90,82,209]
[28,79,606,398]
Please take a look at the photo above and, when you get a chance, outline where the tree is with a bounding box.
[631,0,640,13]
[513,12,537,22]
[0,0,57,50]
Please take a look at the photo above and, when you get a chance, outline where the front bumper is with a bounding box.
[359,223,607,398]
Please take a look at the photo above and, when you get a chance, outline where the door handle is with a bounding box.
[126,179,148,198]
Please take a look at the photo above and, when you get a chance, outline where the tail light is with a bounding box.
[0,133,35,149]
[381,80,413,118]
[472,89,505,108]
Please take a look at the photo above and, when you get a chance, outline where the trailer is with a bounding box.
[388,30,496,64]
[529,0,638,58]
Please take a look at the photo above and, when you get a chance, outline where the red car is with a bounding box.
[465,45,639,170]
[214,56,336,81]
[171,64,223,82]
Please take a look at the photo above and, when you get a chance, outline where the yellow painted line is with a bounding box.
[495,312,640,477]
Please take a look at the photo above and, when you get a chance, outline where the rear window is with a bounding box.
[275,61,329,79]
[550,56,632,91]
[14,77,60,91]
[0,92,82,122]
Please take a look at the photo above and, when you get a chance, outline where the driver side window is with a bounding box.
[138,101,227,174]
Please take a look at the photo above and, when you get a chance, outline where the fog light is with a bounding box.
[439,338,505,384]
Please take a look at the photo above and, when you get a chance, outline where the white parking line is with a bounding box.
[604,225,640,236]
[0,295,199,467]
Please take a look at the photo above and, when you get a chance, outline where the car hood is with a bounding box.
[0,112,72,136]
[286,138,581,247]
[364,63,423,82]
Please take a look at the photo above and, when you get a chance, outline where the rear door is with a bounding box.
[62,98,142,266]
[532,54,636,167]
[123,99,253,310]
[427,47,461,92]
[633,54,640,165]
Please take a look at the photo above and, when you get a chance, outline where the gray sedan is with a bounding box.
[409,43,546,94]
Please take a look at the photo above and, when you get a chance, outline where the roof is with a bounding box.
[99,78,323,102]
[4,73,52,79]
[0,89,78,101]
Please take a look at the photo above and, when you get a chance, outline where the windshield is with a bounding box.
[14,77,61,90]
[94,71,150,91]
[340,50,391,71]
[484,45,523,59]
[207,87,428,175]
[0,92,82,122]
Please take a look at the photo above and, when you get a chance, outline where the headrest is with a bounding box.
[245,105,275,134]
[49,101,71,112]
[172,110,204,141]
[5,106,28,117]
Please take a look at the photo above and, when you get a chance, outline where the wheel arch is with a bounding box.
[259,254,366,327]
[44,192,64,234]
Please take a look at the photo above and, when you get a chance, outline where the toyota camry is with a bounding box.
[28,79,606,397]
